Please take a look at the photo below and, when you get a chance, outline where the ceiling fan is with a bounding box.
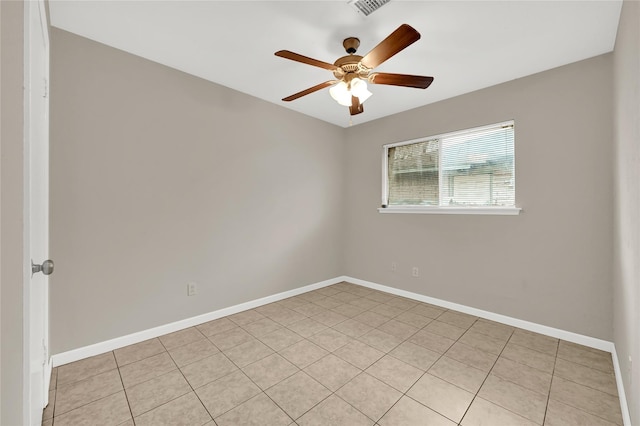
[275,24,434,116]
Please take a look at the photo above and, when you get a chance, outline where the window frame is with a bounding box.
[380,120,521,215]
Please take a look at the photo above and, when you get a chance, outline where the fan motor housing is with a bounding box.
[333,55,370,80]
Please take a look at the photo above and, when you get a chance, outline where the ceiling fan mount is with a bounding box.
[275,24,434,117]
[342,37,360,54]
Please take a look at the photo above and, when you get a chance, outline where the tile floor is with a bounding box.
[43,282,624,426]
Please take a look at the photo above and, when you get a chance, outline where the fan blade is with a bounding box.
[369,73,434,89]
[361,24,421,69]
[349,96,364,116]
[275,50,339,71]
[282,81,338,102]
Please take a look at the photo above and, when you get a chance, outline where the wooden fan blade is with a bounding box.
[349,96,364,116]
[275,50,339,71]
[282,81,338,102]
[369,73,434,89]
[361,24,421,69]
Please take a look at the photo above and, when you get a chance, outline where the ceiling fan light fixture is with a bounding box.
[330,78,372,107]
[330,81,352,106]
[351,78,372,103]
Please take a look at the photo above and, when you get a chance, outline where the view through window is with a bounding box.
[383,121,515,209]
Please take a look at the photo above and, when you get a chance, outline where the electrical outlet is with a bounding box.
[187,282,198,296]
[391,261,398,272]
[412,267,419,277]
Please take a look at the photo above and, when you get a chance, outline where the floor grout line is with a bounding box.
[114,351,136,425]
[541,339,560,425]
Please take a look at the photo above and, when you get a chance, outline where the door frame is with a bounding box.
[22,0,51,424]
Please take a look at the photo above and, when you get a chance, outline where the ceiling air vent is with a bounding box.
[348,0,391,17]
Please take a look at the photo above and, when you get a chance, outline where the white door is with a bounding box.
[24,0,51,424]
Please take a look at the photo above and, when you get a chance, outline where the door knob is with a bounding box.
[32,259,54,276]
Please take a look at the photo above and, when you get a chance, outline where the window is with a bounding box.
[381,121,520,215]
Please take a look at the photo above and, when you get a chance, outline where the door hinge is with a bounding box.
[43,78,48,98]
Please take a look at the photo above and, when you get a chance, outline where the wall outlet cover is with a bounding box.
[187,282,198,296]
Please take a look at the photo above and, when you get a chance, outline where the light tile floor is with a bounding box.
[43,282,624,426]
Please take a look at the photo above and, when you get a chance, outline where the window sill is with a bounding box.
[378,206,522,215]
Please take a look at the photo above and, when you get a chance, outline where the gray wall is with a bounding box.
[344,55,614,340]
[50,29,345,353]
[613,1,639,423]
[0,1,26,424]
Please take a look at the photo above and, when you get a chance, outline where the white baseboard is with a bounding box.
[51,276,344,367]
[611,345,632,426]
[50,274,631,426]
[344,276,614,352]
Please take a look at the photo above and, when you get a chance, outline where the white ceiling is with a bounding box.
[48,1,622,128]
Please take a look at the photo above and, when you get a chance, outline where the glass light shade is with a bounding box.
[329,81,352,106]
[350,78,373,103]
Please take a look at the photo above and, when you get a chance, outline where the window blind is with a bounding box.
[385,122,515,208]
[387,139,439,205]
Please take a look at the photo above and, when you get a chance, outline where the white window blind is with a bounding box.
[383,121,515,209]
